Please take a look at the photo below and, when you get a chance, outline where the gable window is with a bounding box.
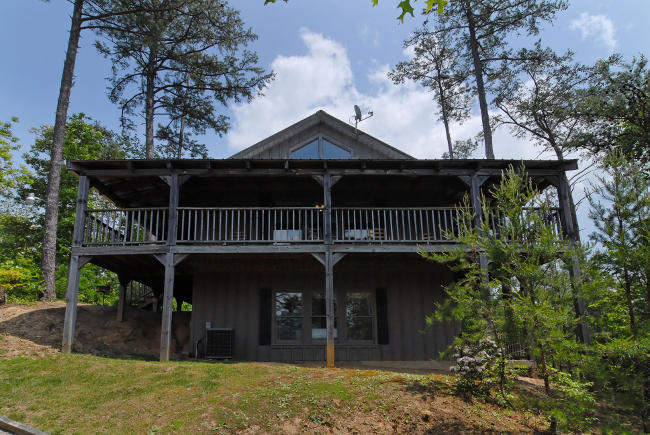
[346,292,375,341]
[275,292,303,341]
[290,136,351,159]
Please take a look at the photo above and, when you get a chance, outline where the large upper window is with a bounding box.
[290,137,351,159]
[275,292,303,341]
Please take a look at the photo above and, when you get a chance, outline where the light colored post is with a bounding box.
[323,174,332,245]
[116,276,129,322]
[557,175,590,343]
[160,252,175,361]
[325,249,335,368]
[160,174,180,361]
[470,175,489,283]
[61,175,90,353]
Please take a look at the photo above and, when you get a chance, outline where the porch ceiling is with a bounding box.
[67,158,577,208]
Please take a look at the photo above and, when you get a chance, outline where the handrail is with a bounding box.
[80,205,563,246]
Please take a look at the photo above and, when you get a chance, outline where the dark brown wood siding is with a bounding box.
[189,254,459,361]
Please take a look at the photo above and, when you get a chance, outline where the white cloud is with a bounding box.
[225,28,599,237]
[570,12,617,51]
[227,28,484,159]
[226,29,581,164]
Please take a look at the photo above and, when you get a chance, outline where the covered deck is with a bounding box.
[61,158,578,363]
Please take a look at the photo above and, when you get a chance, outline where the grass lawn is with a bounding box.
[0,353,549,434]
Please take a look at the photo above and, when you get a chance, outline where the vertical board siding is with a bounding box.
[190,254,458,361]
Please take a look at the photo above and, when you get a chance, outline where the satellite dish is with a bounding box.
[354,105,362,122]
[349,105,374,134]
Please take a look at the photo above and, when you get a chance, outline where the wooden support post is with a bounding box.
[556,175,590,344]
[325,249,335,368]
[323,174,332,245]
[159,173,181,361]
[116,276,129,322]
[160,252,175,362]
[62,255,91,353]
[62,175,90,354]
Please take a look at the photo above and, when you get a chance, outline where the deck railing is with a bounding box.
[81,206,563,246]
[333,207,460,243]
[83,208,167,246]
[177,207,323,243]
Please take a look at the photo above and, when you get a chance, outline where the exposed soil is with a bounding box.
[0,301,190,359]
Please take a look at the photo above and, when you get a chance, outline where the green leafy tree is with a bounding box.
[95,0,273,159]
[390,24,472,158]
[0,118,22,196]
[40,0,164,300]
[572,55,650,165]
[423,167,595,430]
[424,0,568,159]
[19,114,125,299]
[588,151,650,336]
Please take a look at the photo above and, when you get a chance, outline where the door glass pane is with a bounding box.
[347,316,372,340]
[346,292,372,317]
[346,292,373,341]
[291,140,319,159]
[275,292,303,341]
[275,292,302,316]
[311,293,337,339]
[322,139,351,159]
[277,317,302,340]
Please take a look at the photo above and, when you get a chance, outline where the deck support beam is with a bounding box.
[159,173,182,362]
[116,275,130,322]
[553,175,590,344]
[325,249,335,368]
[61,255,91,353]
[62,175,91,354]
[160,252,175,362]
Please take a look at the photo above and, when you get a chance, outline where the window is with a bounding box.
[290,139,319,159]
[275,292,303,341]
[322,139,351,159]
[346,292,374,341]
[290,137,351,159]
[311,293,337,340]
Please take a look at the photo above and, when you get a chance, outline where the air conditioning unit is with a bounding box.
[204,325,234,359]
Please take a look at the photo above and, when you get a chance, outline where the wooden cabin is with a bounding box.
[61,111,578,365]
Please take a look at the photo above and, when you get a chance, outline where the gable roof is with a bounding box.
[229,110,414,160]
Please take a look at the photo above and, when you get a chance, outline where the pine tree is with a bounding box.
[95,0,273,158]
[390,24,472,159]
[429,0,568,159]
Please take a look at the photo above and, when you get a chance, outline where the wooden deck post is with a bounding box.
[556,175,590,344]
[116,276,129,322]
[325,249,335,368]
[323,174,332,245]
[463,175,490,283]
[160,252,175,361]
[159,173,182,362]
[61,175,90,354]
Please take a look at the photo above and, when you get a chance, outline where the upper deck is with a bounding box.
[67,158,575,256]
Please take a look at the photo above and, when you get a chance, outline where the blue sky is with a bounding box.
[1,0,648,236]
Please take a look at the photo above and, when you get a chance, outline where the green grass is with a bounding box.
[1,353,644,434]
[0,354,457,434]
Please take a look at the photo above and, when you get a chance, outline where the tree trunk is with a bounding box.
[464,5,494,159]
[144,49,156,159]
[624,268,637,334]
[41,0,84,301]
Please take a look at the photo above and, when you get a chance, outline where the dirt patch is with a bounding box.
[0,302,190,359]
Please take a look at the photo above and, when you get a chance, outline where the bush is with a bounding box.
[0,256,42,302]
[451,337,505,399]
